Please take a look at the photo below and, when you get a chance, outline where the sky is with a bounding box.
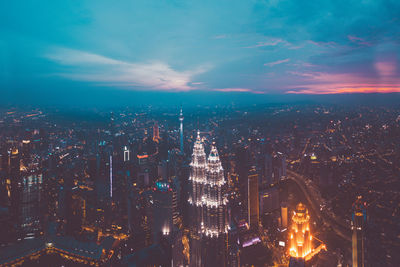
[1,0,400,106]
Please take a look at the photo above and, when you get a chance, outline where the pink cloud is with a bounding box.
[215,88,252,92]
[286,85,400,94]
[308,40,337,47]
[214,88,265,94]
[286,65,400,94]
[375,60,397,77]
[347,35,372,46]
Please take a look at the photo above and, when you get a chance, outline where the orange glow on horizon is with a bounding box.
[287,86,400,94]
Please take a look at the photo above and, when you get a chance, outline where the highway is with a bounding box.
[284,170,352,243]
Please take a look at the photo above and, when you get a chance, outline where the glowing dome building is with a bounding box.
[289,203,312,258]
[289,203,325,262]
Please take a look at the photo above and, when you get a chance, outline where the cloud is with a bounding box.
[375,60,397,78]
[264,58,290,67]
[286,65,400,94]
[214,88,265,94]
[214,88,251,92]
[347,35,371,46]
[44,48,209,91]
[244,38,283,48]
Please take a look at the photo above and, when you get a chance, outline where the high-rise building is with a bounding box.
[202,145,228,236]
[20,173,43,238]
[247,167,259,230]
[281,202,288,230]
[188,132,207,234]
[123,146,130,162]
[188,132,228,267]
[151,180,175,243]
[289,203,312,259]
[9,148,21,220]
[153,122,160,143]
[289,203,326,262]
[259,187,279,215]
[179,108,184,154]
[352,196,367,267]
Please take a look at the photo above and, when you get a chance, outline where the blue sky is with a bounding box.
[1,0,400,103]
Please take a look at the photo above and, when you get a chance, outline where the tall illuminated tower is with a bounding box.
[188,131,207,266]
[188,131,207,234]
[188,133,228,266]
[179,108,184,154]
[153,122,160,143]
[203,145,228,237]
[109,155,113,199]
[289,203,312,259]
[352,196,366,267]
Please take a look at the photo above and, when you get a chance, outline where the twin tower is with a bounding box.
[189,131,229,236]
[188,131,229,266]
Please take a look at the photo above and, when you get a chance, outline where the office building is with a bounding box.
[247,167,259,230]
[352,196,367,267]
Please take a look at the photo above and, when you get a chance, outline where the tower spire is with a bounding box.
[179,107,184,154]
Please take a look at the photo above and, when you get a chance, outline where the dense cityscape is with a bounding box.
[0,103,399,266]
[2,1,400,266]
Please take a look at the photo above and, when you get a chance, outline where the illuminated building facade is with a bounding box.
[153,122,160,143]
[188,132,207,234]
[203,145,228,236]
[188,132,228,266]
[123,146,130,162]
[281,202,288,230]
[289,203,313,259]
[352,196,366,267]
[179,108,184,154]
[20,173,43,238]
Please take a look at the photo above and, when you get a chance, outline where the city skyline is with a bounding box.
[1,1,399,266]
[0,104,399,266]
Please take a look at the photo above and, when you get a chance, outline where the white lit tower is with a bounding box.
[202,145,228,237]
[188,131,207,234]
[188,133,228,267]
[179,108,184,154]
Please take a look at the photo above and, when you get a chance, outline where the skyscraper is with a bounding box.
[123,146,130,162]
[188,132,207,267]
[151,180,175,243]
[289,203,312,259]
[9,148,21,221]
[202,145,228,237]
[20,173,43,238]
[153,122,160,143]
[188,132,228,266]
[188,132,207,233]
[247,166,259,230]
[352,196,366,267]
[179,108,184,154]
[281,202,288,230]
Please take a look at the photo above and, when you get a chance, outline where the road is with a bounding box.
[285,170,352,243]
